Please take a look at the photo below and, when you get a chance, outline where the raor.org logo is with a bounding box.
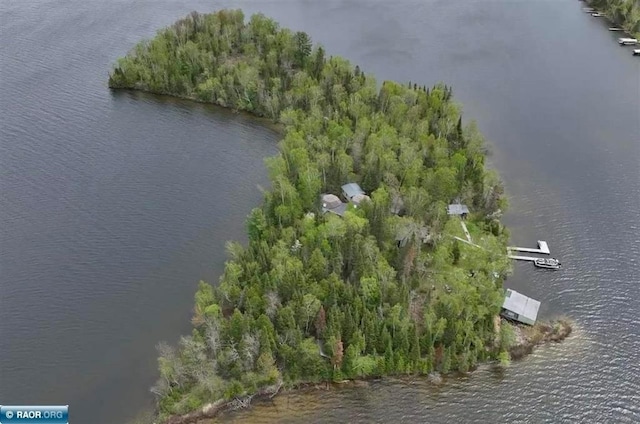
[0,405,68,423]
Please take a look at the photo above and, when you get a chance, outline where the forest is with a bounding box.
[588,0,640,37]
[109,10,514,420]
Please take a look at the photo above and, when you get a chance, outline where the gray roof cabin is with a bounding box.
[320,194,347,217]
[341,183,365,201]
[501,289,541,326]
[447,203,470,217]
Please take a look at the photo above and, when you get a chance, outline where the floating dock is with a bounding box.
[508,240,550,254]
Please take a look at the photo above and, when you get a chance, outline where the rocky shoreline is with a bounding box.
[508,318,573,360]
[155,318,572,424]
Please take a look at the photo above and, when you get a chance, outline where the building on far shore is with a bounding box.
[501,289,541,326]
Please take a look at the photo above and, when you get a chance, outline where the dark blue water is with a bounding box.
[1,1,638,423]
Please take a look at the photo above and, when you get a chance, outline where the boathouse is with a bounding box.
[320,194,347,217]
[447,203,469,218]
[501,289,541,326]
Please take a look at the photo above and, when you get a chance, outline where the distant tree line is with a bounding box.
[110,9,513,420]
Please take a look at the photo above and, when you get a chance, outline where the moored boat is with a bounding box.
[534,258,562,270]
[634,49,640,55]
[618,38,638,45]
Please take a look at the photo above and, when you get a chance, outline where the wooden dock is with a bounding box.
[508,255,539,262]
[508,240,550,254]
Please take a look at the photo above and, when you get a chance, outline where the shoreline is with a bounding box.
[157,318,572,424]
[584,0,640,39]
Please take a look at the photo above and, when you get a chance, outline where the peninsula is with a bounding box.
[109,10,570,423]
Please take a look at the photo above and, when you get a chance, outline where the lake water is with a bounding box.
[1,1,638,423]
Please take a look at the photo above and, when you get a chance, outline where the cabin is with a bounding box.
[341,183,365,202]
[501,289,541,326]
[447,203,470,219]
[320,194,347,217]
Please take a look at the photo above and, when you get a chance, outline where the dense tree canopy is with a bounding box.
[110,9,513,419]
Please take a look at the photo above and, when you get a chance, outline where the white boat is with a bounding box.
[534,258,562,270]
[608,27,623,31]
[583,7,594,12]
[591,12,605,17]
[634,49,640,55]
[619,38,638,45]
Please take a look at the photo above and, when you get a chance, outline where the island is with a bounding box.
[587,0,640,38]
[109,10,571,424]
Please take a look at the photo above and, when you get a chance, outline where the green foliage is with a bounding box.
[587,0,640,38]
[110,9,513,416]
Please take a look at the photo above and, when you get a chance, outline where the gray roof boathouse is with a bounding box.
[501,289,541,326]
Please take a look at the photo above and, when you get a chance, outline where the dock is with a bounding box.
[508,255,540,262]
[508,240,550,254]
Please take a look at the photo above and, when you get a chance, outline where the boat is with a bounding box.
[608,27,623,31]
[534,258,562,270]
[582,7,594,12]
[591,12,605,17]
[618,38,638,45]
[634,49,640,55]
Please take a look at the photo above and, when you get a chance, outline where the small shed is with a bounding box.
[501,289,541,326]
[447,203,469,218]
[341,183,365,201]
[320,194,347,217]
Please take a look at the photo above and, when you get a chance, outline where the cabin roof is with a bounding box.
[447,203,470,215]
[351,193,371,205]
[341,183,365,199]
[320,194,347,217]
[502,289,540,324]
